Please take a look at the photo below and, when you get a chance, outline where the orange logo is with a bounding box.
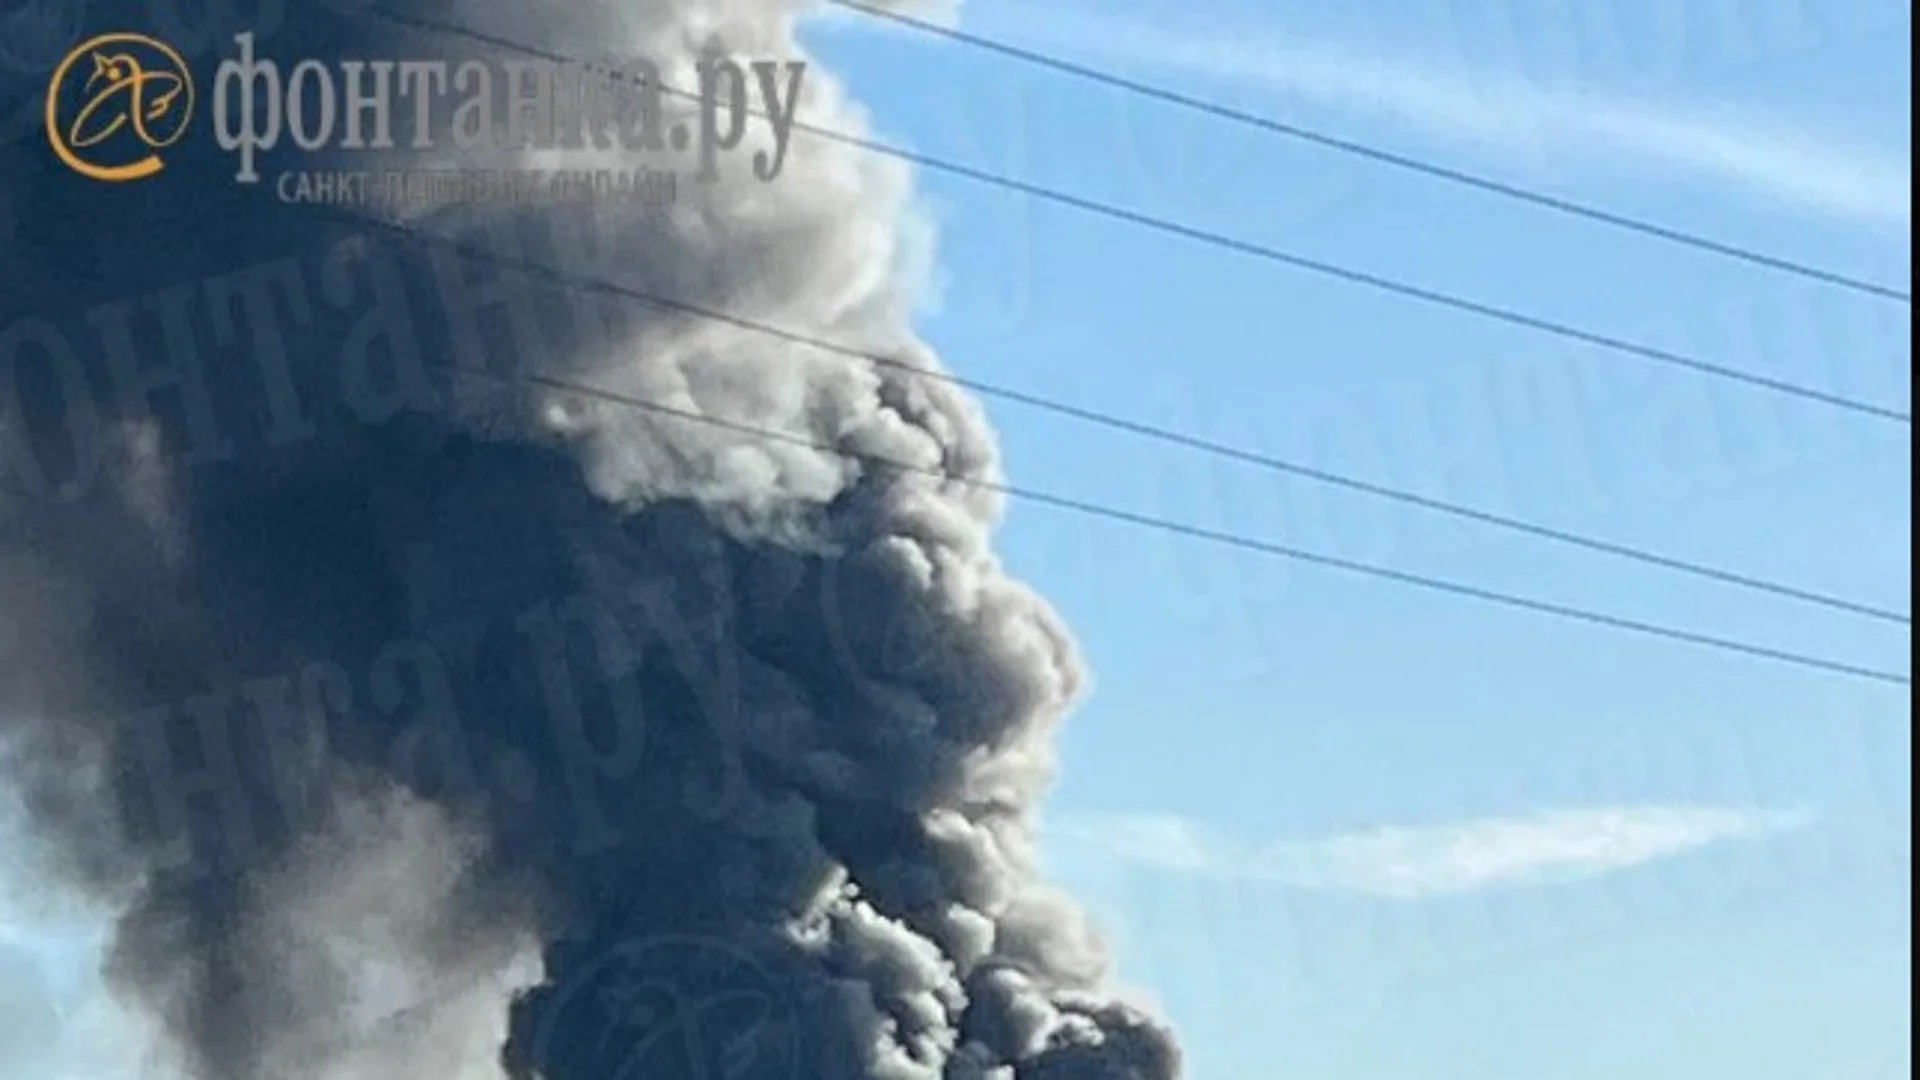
[45,32,194,182]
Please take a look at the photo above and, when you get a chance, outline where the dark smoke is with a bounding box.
[0,1,1183,1078]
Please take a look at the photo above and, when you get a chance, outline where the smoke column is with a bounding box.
[0,1,1184,1077]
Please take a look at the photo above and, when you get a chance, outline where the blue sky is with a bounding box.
[3,1,1912,1078]
[802,0,1911,1077]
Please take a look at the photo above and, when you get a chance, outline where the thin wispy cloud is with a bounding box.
[1048,806,1813,899]
[841,3,1911,227]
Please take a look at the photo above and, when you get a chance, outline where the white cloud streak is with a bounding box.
[851,3,1911,226]
[1048,806,1813,899]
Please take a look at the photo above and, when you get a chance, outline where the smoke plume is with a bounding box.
[0,1,1183,1078]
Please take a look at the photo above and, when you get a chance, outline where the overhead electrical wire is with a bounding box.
[297,199,1908,627]
[375,10,1915,427]
[826,0,1913,306]
[309,207,1913,689]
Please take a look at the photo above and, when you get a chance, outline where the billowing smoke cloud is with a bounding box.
[0,2,1183,1079]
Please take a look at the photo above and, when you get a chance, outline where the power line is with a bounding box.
[318,208,1912,688]
[373,11,1915,427]
[310,202,1908,626]
[827,0,1913,306]
[344,8,1909,625]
